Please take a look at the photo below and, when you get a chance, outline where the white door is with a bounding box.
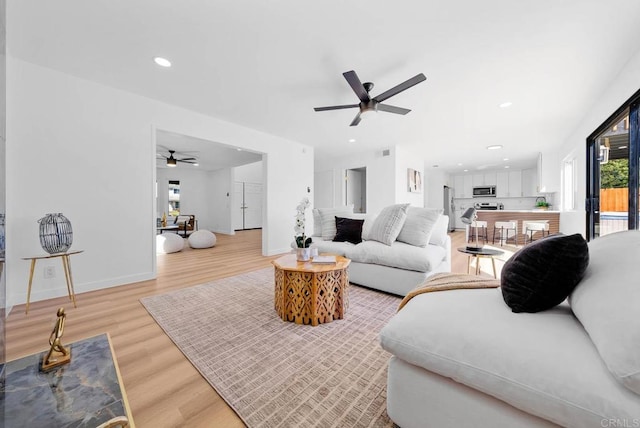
[243,183,263,229]
[345,168,366,212]
[233,182,245,231]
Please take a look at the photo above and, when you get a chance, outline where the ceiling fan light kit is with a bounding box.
[314,70,426,126]
[160,149,197,167]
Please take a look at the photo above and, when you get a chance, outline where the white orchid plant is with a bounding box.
[294,197,312,248]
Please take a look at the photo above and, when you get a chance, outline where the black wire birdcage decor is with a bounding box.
[38,213,73,254]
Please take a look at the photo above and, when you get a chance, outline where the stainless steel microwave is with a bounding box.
[473,185,496,197]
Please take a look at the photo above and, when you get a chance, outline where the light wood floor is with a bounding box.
[5,229,487,427]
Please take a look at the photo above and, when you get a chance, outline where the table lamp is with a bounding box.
[460,207,483,251]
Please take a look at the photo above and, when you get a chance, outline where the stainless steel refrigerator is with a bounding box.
[443,185,455,232]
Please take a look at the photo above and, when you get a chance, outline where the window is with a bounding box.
[168,180,180,216]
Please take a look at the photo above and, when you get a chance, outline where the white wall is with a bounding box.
[208,168,234,234]
[425,170,447,210]
[394,146,425,207]
[6,58,313,306]
[315,148,396,213]
[556,45,640,236]
[234,160,263,183]
[156,167,213,229]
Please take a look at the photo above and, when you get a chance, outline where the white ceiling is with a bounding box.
[8,1,640,173]
[156,130,262,171]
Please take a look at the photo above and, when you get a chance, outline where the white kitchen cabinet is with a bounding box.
[508,170,522,197]
[483,173,497,185]
[452,174,473,198]
[496,172,509,197]
[522,168,539,197]
[463,175,473,198]
[472,173,497,186]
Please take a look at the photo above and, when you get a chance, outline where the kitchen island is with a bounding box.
[473,210,560,246]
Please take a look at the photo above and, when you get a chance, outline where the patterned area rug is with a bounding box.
[140,267,401,428]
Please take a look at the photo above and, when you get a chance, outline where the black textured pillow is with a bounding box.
[501,233,589,313]
[333,217,364,244]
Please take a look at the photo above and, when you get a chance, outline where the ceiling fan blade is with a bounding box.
[179,157,197,161]
[177,159,196,164]
[343,70,371,103]
[349,112,362,127]
[373,73,426,103]
[377,103,411,115]
[314,104,360,112]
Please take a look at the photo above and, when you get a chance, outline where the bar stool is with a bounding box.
[493,220,518,246]
[523,221,550,245]
[468,220,488,245]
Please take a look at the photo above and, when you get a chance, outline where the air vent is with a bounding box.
[382,149,391,157]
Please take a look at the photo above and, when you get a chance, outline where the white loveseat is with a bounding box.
[379,230,640,427]
[310,205,451,296]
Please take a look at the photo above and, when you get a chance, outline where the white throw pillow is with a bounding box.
[312,208,322,237]
[397,207,443,247]
[362,204,410,246]
[429,214,450,247]
[317,205,354,240]
[569,230,640,395]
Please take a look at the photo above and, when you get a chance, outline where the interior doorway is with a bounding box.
[345,167,367,213]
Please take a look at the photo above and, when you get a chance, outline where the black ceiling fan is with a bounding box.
[314,70,427,126]
[157,149,197,167]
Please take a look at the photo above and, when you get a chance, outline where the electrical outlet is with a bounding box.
[44,266,55,279]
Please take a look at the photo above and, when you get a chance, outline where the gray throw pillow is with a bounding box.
[318,205,354,240]
[362,203,410,246]
[397,207,443,247]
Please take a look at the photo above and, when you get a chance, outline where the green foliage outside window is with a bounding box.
[601,158,629,188]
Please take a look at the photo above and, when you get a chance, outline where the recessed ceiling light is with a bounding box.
[457,163,463,166]
[193,162,199,167]
[504,165,510,169]
[348,138,356,143]
[236,148,242,151]
[463,169,469,172]
[503,158,509,161]
[487,145,503,150]
[499,101,512,108]
[153,57,172,67]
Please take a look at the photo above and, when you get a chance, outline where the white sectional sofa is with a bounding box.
[380,230,640,427]
[310,204,451,296]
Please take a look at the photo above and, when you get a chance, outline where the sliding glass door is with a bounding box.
[586,91,640,240]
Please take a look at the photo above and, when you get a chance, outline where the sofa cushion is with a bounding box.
[362,203,410,245]
[569,230,640,395]
[310,237,354,257]
[397,208,443,247]
[501,233,589,313]
[380,288,640,427]
[317,205,354,240]
[346,240,445,273]
[333,217,364,244]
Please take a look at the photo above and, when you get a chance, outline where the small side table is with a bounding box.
[457,247,504,279]
[21,249,84,314]
[273,253,351,326]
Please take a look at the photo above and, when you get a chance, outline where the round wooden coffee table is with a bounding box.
[272,253,351,326]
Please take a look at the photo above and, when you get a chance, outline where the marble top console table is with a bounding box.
[0,333,134,427]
